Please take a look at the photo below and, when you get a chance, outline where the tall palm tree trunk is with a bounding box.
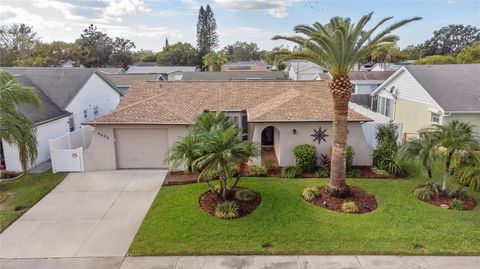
[442,150,454,192]
[328,76,352,197]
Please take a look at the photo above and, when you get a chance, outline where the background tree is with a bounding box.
[109,37,136,69]
[165,38,169,48]
[14,41,80,67]
[456,44,480,63]
[222,41,265,61]
[0,71,40,173]
[0,23,38,66]
[75,24,113,67]
[203,51,228,71]
[422,24,480,55]
[371,43,406,64]
[156,42,199,66]
[133,49,157,62]
[401,44,426,59]
[414,55,457,65]
[273,14,421,197]
[196,5,219,69]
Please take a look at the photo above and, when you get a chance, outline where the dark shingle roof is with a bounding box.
[349,71,395,81]
[404,64,480,112]
[13,75,71,125]
[181,71,285,81]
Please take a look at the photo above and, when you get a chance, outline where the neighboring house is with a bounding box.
[125,66,196,80]
[370,63,402,72]
[97,67,126,75]
[103,74,163,95]
[84,81,373,171]
[370,64,480,139]
[287,60,326,80]
[221,61,271,72]
[0,67,122,172]
[181,71,286,81]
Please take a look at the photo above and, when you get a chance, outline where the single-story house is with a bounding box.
[84,81,373,171]
[371,64,480,139]
[181,71,286,81]
[103,74,163,95]
[286,60,326,80]
[125,66,196,80]
[221,61,271,72]
[0,67,122,172]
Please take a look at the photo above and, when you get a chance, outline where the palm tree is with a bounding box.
[371,43,406,67]
[398,131,439,191]
[273,14,421,197]
[0,70,40,173]
[167,112,259,200]
[430,120,478,191]
[203,51,228,71]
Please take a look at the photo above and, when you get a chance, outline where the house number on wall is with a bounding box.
[97,132,110,140]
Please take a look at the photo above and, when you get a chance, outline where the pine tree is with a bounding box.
[196,4,219,69]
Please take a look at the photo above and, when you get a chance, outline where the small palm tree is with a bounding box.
[371,43,406,67]
[203,51,228,71]
[0,70,41,173]
[166,112,260,200]
[430,120,478,191]
[273,13,421,197]
[398,130,440,190]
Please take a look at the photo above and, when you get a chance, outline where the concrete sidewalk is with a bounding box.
[2,255,479,269]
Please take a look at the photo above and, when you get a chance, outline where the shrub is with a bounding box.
[413,187,433,201]
[372,167,391,177]
[293,144,317,173]
[455,154,480,191]
[451,198,465,211]
[346,145,355,171]
[373,122,402,175]
[302,187,319,201]
[263,159,276,170]
[319,154,331,171]
[314,168,329,178]
[215,201,239,219]
[281,166,302,178]
[347,169,363,178]
[235,189,256,201]
[449,187,471,201]
[249,165,267,177]
[341,202,359,214]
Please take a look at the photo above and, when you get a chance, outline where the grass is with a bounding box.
[129,162,480,256]
[0,171,67,232]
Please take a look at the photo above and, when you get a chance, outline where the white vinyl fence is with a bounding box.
[49,126,93,173]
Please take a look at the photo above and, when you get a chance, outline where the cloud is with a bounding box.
[214,0,298,18]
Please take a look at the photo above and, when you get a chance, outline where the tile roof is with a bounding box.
[181,71,285,81]
[404,64,480,112]
[89,81,370,125]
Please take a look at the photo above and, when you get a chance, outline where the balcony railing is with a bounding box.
[350,94,372,109]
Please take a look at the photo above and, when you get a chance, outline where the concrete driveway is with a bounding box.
[0,170,166,259]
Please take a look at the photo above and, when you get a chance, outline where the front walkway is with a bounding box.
[0,170,166,259]
[2,255,479,269]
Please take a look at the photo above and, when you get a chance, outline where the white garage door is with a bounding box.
[115,129,168,169]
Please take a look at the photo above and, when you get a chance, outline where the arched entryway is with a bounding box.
[261,126,280,167]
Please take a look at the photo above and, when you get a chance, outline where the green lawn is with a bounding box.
[0,171,67,232]
[130,163,480,256]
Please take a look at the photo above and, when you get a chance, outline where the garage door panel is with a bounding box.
[115,129,168,169]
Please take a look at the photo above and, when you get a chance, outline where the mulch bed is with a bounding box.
[164,171,199,186]
[420,192,477,210]
[308,186,378,214]
[199,187,261,218]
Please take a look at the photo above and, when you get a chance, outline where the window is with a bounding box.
[431,112,441,123]
[376,96,394,117]
[93,106,99,116]
[68,116,75,132]
[83,109,88,119]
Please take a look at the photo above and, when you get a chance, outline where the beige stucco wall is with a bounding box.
[83,124,188,171]
[443,114,480,134]
[251,121,373,167]
[393,98,440,136]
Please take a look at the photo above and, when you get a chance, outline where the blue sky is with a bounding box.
[1,0,479,51]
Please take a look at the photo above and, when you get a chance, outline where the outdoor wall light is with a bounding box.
[292,129,297,135]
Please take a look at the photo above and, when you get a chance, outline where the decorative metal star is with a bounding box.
[311,126,329,144]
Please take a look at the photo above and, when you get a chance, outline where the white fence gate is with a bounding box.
[49,126,93,173]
